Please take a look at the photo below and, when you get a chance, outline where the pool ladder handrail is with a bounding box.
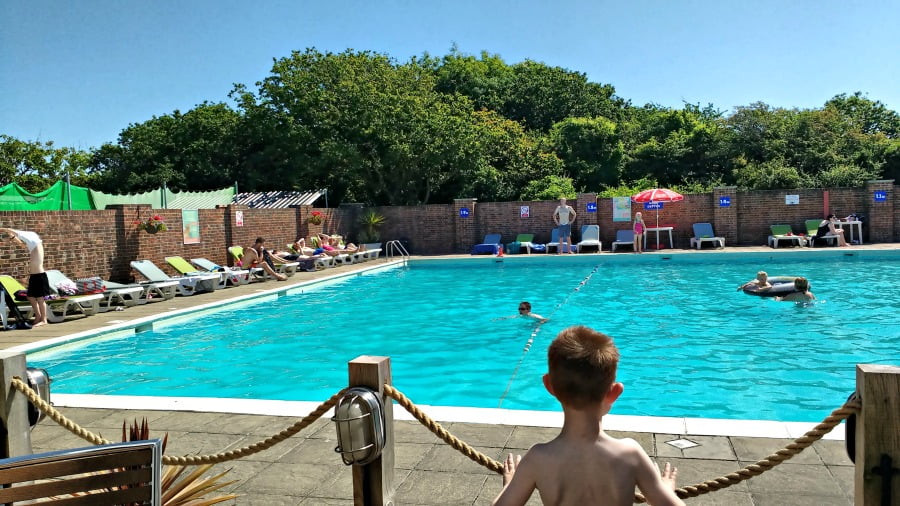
[385,240,410,262]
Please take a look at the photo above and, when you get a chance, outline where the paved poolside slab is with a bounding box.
[6,246,890,504]
[30,409,854,504]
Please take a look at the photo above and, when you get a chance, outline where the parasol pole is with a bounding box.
[656,205,659,251]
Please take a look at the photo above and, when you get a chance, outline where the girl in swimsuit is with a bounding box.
[632,212,646,254]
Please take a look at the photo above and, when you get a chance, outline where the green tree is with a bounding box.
[0,135,97,191]
[521,174,576,201]
[549,116,624,191]
[91,102,242,192]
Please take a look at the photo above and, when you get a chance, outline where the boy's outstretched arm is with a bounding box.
[492,453,537,506]
[633,449,685,506]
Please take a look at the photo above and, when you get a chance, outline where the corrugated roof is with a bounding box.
[233,190,325,209]
[166,187,235,209]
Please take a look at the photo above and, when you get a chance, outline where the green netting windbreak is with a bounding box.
[89,188,164,210]
[0,181,94,210]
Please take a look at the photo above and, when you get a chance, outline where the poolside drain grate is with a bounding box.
[665,438,699,449]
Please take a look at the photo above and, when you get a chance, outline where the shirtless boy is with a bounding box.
[492,326,684,506]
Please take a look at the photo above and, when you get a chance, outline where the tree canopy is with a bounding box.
[4,50,898,205]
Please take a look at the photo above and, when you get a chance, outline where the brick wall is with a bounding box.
[0,183,895,283]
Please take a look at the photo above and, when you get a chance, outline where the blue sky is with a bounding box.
[2,0,898,150]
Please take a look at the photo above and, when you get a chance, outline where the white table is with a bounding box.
[644,226,674,249]
[831,220,863,245]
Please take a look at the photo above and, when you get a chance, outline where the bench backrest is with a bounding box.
[0,439,162,505]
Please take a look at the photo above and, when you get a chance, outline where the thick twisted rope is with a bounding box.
[387,384,861,503]
[384,384,504,473]
[10,377,344,466]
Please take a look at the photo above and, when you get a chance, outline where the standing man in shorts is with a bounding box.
[552,197,577,254]
[1,228,50,327]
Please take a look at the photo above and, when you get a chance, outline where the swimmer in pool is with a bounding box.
[775,277,816,302]
[494,301,548,323]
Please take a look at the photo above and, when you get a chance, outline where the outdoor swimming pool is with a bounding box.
[30,251,900,422]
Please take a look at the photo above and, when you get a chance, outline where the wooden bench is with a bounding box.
[0,439,162,505]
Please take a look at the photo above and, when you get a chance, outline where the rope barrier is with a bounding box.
[497,264,601,407]
[10,377,344,466]
[386,384,861,503]
[12,375,863,502]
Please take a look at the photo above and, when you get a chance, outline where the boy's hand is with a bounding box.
[658,462,678,489]
[502,453,521,485]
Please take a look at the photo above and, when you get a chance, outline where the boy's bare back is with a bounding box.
[494,433,682,506]
[492,326,683,506]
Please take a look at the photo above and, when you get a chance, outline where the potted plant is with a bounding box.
[135,215,168,234]
[307,211,323,225]
[358,210,385,244]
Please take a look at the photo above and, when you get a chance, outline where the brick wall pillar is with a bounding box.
[713,187,738,245]
[576,192,598,227]
[864,180,895,243]
[225,204,248,266]
[453,198,477,254]
[107,204,149,281]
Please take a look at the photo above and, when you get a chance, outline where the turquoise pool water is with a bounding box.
[31,252,900,422]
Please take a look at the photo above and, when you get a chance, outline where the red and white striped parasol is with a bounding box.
[631,188,684,249]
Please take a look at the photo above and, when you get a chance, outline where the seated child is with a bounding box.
[736,270,771,292]
[492,325,684,506]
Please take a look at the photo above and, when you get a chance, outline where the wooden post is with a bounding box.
[855,364,900,505]
[0,351,33,459]
[348,356,395,506]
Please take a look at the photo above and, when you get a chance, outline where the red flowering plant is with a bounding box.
[134,215,168,233]
[307,211,323,225]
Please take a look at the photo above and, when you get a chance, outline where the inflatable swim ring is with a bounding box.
[742,276,800,297]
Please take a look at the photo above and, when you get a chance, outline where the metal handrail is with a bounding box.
[385,240,410,261]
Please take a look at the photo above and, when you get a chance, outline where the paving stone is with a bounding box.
[394,441,434,470]
[278,437,348,466]
[393,419,443,444]
[211,459,273,495]
[240,462,340,496]
[827,464,855,501]
[741,461,845,496]
[414,443,503,475]
[505,425,561,449]
[394,470,489,505]
[665,457,750,493]
[656,434,736,460]
[731,436,824,465]
[607,430,654,454]
[815,439,854,466]
[445,421,514,447]
[678,490,753,505]
[751,492,851,506]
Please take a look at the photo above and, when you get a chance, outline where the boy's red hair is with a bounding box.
[547,326,619,409]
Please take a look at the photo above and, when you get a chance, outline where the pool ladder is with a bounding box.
[385,240,410,262]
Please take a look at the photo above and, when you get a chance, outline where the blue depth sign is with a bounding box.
[874,190,887,202]
[644,202,663,210]
[586,202,597,213]
[459,207,470,217]
[719,196,731,207]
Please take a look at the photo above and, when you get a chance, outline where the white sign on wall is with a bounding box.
[520,205,530,218]
[785,194,800,205]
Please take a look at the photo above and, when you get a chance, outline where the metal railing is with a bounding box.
[385,239,410,261]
